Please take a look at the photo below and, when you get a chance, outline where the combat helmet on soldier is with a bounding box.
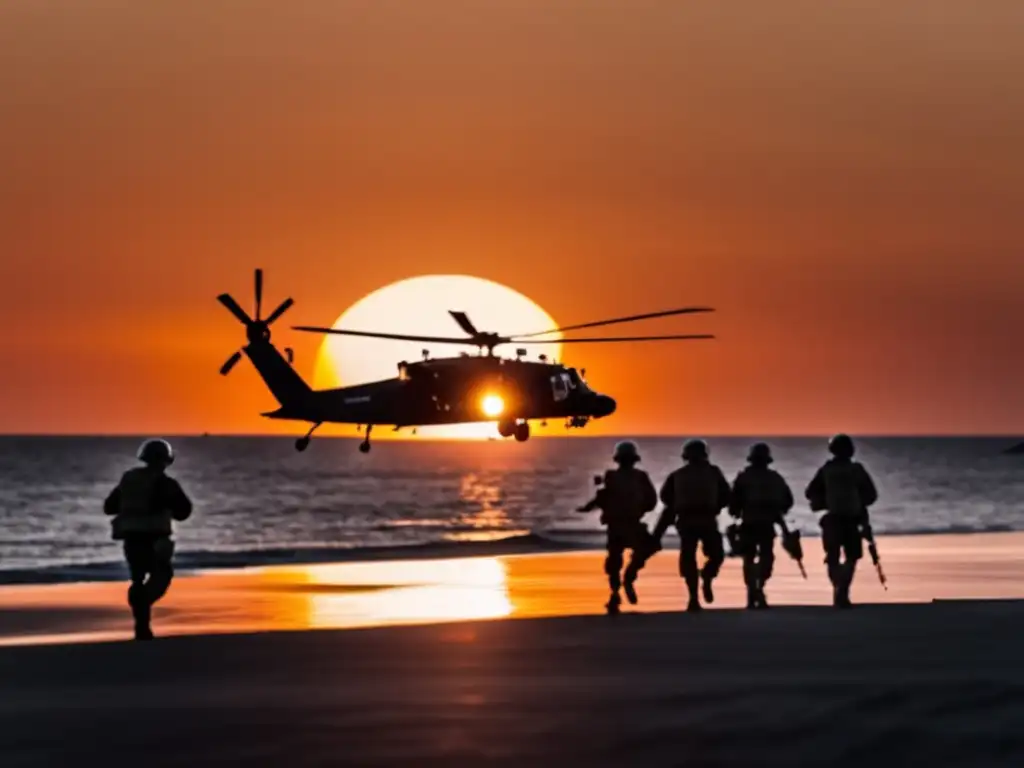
[682,439,709,463]
[137,438,175,467]
[828,433,855,460]
[747,442,773,465]
[613,440,641,465]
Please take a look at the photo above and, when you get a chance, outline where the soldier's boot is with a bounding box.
[836,563,855,608]
[743,560,759,609]
[757,567,771,609]
[128,584,153,641]
[622,577,638,605]
[701,573,715,604]
[685,577,702,613]
[622,558,641,605]
[746,586,759,610]
[827,564,843,608]
[605,592,622,615]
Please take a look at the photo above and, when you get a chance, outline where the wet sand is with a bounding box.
[1,532,1023,766]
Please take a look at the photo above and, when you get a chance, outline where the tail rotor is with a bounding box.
[217,268,294,376]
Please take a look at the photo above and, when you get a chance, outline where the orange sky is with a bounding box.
[1,1,1022,436]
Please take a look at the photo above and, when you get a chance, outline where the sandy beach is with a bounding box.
[1,532,1023,766]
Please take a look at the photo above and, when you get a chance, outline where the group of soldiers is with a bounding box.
[578,435,881,614]
[103,433,881,640]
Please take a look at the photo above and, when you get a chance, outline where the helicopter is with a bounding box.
[216,269,715,453]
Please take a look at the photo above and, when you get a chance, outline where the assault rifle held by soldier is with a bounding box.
[861,519,887,590]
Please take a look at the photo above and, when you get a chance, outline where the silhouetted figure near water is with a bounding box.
[104,439,192,640]
[653,439,731,612]
[805,434,878,609]
[729,442,794,609]
[577,441,659,615]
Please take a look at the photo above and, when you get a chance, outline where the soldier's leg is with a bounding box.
[700,524,725,605]
[757,528,776,608]
[145,552,175,606]
[679,531,701,611]
[145,540,175,607]
[739,525,759,608]
[760,528,776,584]
[820,518,845,606]
[123,539,154,639]
[837,524,863,606]
[622,529,648,605]
[605,535,625,593]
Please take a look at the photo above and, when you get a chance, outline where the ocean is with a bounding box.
[0,436,1022,583]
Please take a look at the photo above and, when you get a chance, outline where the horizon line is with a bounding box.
[1,432,1022,440]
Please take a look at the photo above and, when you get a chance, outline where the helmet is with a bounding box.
[613,440,640,464]
[137,438,174,466]
[682,439,709,462]
[828,433,855,459]
[747,442,773,464]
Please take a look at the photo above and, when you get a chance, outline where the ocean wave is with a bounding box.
[0,523,1020,586]
[0,532,590,585]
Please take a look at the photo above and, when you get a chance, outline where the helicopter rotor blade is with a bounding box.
[291,326,486,345]
[514,334,715,344]
[254,268,264,321]
[217,294,253,325]
[512,307,714,339]
[448,311,480,337]
[264,297,295,326]
[220,350,243,375]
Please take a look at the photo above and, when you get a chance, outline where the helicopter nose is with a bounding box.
[592,395,616,418]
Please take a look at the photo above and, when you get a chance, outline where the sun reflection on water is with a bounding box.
[295,557,513,629]
[450,473,519,542]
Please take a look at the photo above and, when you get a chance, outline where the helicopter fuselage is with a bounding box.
[248,339,615,430]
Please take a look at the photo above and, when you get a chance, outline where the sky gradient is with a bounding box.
[1,1,1022,436]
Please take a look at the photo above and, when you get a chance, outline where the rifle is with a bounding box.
[861,520,888,590]
[576,475,608,522]
[777,518,808,579]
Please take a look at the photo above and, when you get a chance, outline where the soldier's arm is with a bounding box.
[652,475,676,538]
[805,467,825,510]
[728,473,744,518]
[779,474,795,514]
[716,467,732,512]
[103,485,121,516]
[577,487,604,513]
[640,471,657,513]
[162,477,194,522]
[857,464,879,509]
[658,474,674,509]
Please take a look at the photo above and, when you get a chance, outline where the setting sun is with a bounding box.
[312,275,562,439]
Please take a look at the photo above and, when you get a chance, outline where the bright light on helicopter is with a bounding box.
[481,394,504,418]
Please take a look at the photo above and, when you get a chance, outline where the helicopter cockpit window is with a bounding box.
[567,368,590,391]
[551,374,569,402]
[397,362,410,382]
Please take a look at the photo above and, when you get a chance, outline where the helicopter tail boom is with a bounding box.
[244,340,312,411]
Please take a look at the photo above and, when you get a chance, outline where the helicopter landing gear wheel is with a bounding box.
[514,422,530,442]
[497,419,515,438]
[295,422,321,452]
[359,424,373,453]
